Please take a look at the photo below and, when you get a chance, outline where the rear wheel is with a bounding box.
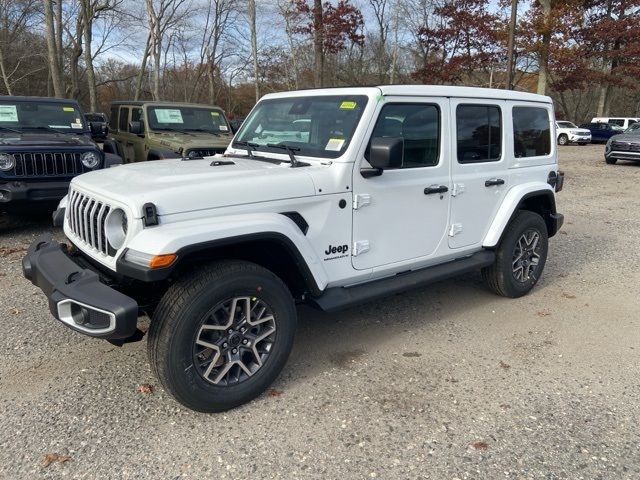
[605,156,618,164]
[557,134,569,146]
[148,261,297,412]
[482,210,549,298]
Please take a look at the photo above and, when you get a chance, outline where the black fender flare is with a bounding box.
[147,148,179,160]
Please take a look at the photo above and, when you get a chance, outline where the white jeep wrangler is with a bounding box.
[22,86,564,412]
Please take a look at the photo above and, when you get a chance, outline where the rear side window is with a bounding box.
[369,103,440,168]
[118,107,129,132]
[456,105,502,163]
[131,107,143,123]
[109,106,119,130]
[608,119,624,127]
[512,106,551,158]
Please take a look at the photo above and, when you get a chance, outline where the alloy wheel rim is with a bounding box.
[512,229,542,283]
[193,296,277,386]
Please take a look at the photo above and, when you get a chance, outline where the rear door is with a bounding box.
[449,99,508,249]
[117,106,135,163]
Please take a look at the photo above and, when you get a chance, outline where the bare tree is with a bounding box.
[368,0,390,83]
[43,0,65,97]
[537,0,551,95]
[248,0,259,101]
[313,0,323,87]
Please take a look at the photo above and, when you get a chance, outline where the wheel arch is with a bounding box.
[483,184,559,248]
[147,148,179,160]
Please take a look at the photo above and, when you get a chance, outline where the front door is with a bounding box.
[448,99,508,249]
[352,98,451,270]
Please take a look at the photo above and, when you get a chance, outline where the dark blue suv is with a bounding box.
[579,122,620,143]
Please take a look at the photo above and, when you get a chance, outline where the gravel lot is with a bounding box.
[1,144,639,479]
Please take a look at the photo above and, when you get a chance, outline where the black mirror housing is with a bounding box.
[89,122,102,135]
[369,137,404,170]
[129,120,144,135]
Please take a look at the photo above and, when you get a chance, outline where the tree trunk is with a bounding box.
[134,34,152,101]
[313,0,324,87]
[537,0,551,95]
[248,0,259,102]
[81,0,98,112]
[389,0,400,84]
[0,46,12,95]
[43,0,64,97]
[505,0,518,90]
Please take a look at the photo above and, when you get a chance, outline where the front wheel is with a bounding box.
[557,134,569,146]
[605,157,618,164]
[148,261,297,412]
[482,211,549,298]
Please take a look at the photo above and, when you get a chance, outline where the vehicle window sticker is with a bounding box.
[340,101,357,110]
[0,105,18,122]
[63,106,75,112]
[154,109,184,124]
[325,138,345,151]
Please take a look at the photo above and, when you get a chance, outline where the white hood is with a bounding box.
[71,157,318,216]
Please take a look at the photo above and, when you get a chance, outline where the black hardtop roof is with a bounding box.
[110,100,224,109]
[0,95,80,105]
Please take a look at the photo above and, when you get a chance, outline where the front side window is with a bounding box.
[557,121,576,129]
[368,103,440,168]
[118,107,129,132]
[608,119,625,127]
[233,95,368,159]
[513,106,551,158]
[0,100,86,132]
[456,105,502,163]
[147,106,230,134]
[109,106,119,130]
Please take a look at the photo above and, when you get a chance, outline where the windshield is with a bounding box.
[624,123,640,133]
[0,100,86,132]
[147,106,230,134]
[233,95,368,159]
[557,121,577,128]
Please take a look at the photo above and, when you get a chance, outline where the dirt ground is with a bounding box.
[0,144,639,479]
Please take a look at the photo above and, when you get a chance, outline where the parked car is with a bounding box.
[23,85,564,412]
[579,122,620,143]
[555,120,591,145]
[84,112,109,142]
[107,101,233,163]
[591,117,640,131]
[0,96,121,224]
[604,125,640,165]
[229,117,245,133]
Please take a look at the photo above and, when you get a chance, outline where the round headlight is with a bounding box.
[105,208,128,250]
[0,153,15,171]
[81,151,100,169]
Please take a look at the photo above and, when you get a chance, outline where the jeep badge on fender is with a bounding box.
[22,85,564,413]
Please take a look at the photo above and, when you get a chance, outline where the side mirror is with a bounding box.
[89,122,102,136]
[129,120,144,136]
[362,137,403,177]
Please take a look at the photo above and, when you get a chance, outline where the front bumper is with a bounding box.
[22,235,139,339]
[568,134,591,143]
[605,150,640,161]
[0,180,70,205]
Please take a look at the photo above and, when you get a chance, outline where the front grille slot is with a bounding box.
[6,152,86,177]
[68,189,112,256]
[612,141,640,152]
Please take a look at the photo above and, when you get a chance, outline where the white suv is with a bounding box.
[22,86,565,412]
[555,120,591,145]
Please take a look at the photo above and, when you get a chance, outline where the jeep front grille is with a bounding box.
[4,152,88,178]
[67,189,112,256]
[611,141,640,152]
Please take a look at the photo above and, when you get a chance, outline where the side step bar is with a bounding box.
[310,250,495,313]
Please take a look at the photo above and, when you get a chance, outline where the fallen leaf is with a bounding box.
[499,361,511,370]
[499,403,511,409]
[562,292,576,299]
[267,388,283,397]
[402,352,422,358]
[558,273,568,278]
[42,453,71,467]
[8,307,22,315]
[471,441,489,450]
[136,384,153,394]
[559,231,568,235]
[537,310,551,317]
[0,246,27,257]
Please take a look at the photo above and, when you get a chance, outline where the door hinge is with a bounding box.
[451,183,465,197]
[352,240,370,256]
[449,223,463,237]
[353,194,371,210]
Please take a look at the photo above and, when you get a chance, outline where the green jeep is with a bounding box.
[107,101,233,162]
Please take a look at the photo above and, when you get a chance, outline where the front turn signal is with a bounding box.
[149,253,177,269]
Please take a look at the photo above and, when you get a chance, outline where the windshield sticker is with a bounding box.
[63,106,75,112]
[325,138,345,151]
[49,125,69,129]
[70,123,83,129]
[340,101,357,110]
[0,105,18,122]
[219,125,229,131]
[210,111,220,117]
[155,109,184,124]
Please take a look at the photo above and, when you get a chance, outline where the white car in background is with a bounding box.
[591,117,640,131]
[555,121,591,145]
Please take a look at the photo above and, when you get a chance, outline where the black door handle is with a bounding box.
[485,178,505,187]
[424,185,449,195]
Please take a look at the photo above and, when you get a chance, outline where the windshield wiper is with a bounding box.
[23,126,67,134]
[266,143,306,167]
[154,127,194,135]
[184,128,220,136]
[233,140,261,158]
[0,125,21,134]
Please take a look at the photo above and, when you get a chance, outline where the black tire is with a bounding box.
[557,134,568,146]
[482,210,548,298]
[605,157,617,164]
[148,260,296,412]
